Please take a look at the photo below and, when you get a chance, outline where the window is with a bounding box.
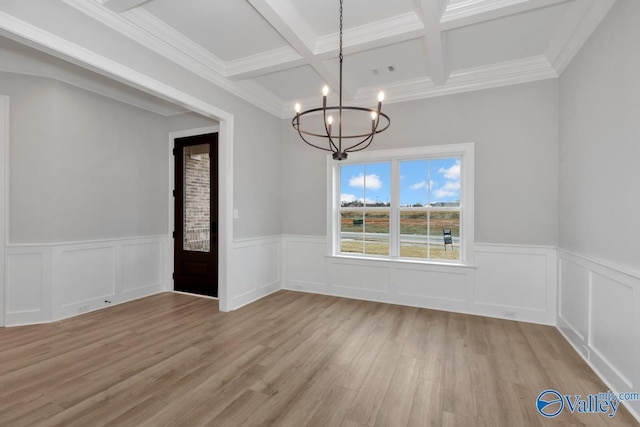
[329,143,474,264]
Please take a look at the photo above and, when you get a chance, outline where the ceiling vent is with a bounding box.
[372,65,396,75]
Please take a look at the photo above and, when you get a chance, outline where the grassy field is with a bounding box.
[339,210,461,261]
[340,240,459,260]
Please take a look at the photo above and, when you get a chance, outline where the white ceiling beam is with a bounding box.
[226,47,305,80]
[230,12,425,81]
[314,12,424,57]
[414,0,449,86]
[247,0,352,99]
[100,0,152,13]
[440,0,570,31]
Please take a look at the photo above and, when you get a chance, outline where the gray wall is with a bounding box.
[230,98,282,239]
[167,112,218,132]
[2,72,170,243]
[282,80,559,246]
[2,69,283,244]
[559,0,640,270]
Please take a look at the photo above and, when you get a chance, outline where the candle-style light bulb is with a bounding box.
[377,91,385,102]
[295,103,301,113]
[327,115,333,135]
[371,111,377,120]
[323,85,329,97]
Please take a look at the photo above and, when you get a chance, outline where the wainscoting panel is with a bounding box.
[474,244,556,323]
[332,261,389,293]
[121,240,165,294]
[395,266,467,302]
[283,236,328,291]
[228,236,281,310]
[558,257,589,343]
[56,246,116,309]
[5,247,52,325]
[557,250,640,421]
[5,236,168,326]
[282,236,557,325]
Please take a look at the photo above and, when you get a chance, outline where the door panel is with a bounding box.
[174,133,218,297]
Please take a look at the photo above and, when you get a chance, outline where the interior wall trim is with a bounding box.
[557,248,640,423]
[4,236,168,327]
[0,95,8,327]
[282,234,557,325]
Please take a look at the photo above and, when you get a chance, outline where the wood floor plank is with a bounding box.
[344,339,403,425]
[407,377,444,427]
[374,356,420,427]
[306,385,358,427]
[0,290,637,426]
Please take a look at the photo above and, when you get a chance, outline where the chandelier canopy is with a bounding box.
[291,0,390,161]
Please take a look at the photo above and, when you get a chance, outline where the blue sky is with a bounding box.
[340,157,460,206]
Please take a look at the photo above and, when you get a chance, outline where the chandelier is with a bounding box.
[291,0,390,161]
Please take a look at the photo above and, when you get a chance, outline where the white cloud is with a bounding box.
[349,173,383,191]
[410,181,428,190]
[341,193,356,203]
[439,160,460,180]
[433,180,460,199]
[409,180,435,191]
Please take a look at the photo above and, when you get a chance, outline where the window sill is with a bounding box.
[326,253,476,268]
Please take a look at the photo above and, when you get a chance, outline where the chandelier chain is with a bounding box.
[339,0,343,62]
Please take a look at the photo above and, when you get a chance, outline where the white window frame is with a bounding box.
[327,143,475,266]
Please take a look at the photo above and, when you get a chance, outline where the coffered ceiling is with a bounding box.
[45,0,618,117]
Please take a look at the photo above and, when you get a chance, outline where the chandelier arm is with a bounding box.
[328,135,339,152]
[295,127,334,152]
[344,133,375,153]
[322,107,339,152]
[347,136,375,153]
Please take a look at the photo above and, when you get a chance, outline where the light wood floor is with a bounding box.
[0,291,637,426]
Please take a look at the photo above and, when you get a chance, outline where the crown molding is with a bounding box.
[314,12,424,56]
[61,0,283,117]
[234,79,288,117]
[442,0,528,23]
[350,55,557,108]
[280,55,556,118]
[441,0,569,30]
[546,0,616,76]
[441,55,558,93]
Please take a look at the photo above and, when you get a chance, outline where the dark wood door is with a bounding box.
[173,133,218,297]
